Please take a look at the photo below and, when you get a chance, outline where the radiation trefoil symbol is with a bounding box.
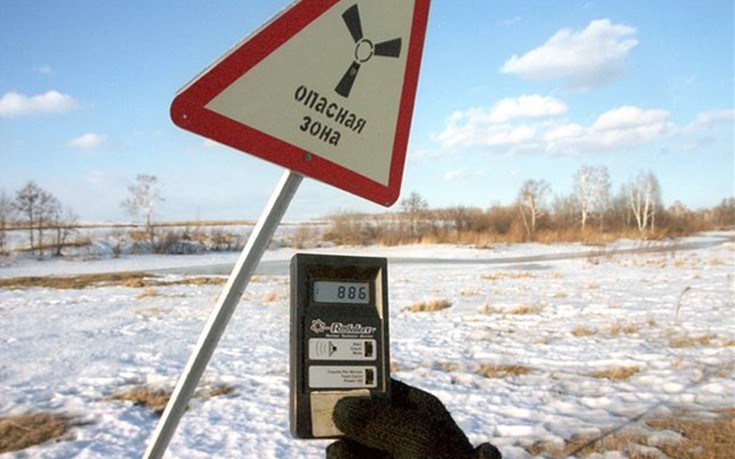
[335,4,402,98]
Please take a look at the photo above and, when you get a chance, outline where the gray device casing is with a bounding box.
[290,253,390,439]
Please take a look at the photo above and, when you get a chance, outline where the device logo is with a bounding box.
[335,4,402,98]
[310,319,328,334]
[310,318,376,335]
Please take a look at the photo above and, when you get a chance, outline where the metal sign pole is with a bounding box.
[143,169,303,459]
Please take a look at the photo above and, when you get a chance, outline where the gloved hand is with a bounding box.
[326,379,501,459]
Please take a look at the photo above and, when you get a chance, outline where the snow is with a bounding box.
[1,233,733,458]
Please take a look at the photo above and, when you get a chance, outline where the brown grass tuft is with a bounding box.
[482,271,537,281]
[606,321,639,336]
[509,304,544,315]
[262,290,279,304]
[571,327,597,337]
[110,387,171,414]
[404,298,452,312]
[435,361,462,372]
[668,333,715,348]
[526,409,735,458]
[480,303,500,315]
[0,273,228,290]
[0,413,73,453]
[477,363,532,379]
[137,287,160,298]
[0,272,154,290]
[588,366,641,380]
[109,384,236,415]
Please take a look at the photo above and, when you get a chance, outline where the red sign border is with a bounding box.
[170,0,430,207]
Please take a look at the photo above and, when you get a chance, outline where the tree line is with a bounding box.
[325,166,735,246]
[1,168,733,255]
[0,174,162,257]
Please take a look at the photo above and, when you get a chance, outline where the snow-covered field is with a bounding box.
[1,233,733,458]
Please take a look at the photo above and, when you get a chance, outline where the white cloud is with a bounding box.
[0,90,79,118]
[434,98,682,155]
[545,106,674,154]
[433,94,565,150]
[681,109,735,134]
[68,133,107,149]
[486,94,568,123]
[501,19,638,89]
[37,65,54,74]
[435,119,537,151]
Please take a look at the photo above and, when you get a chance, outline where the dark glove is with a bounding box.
[326,379,501,459]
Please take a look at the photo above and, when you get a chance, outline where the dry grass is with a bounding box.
[0,413,74,453]
[482,271,534,281]
[477,363,532,379]
[262,291,279,303]
[480,303,500,315]
[606,321,639,336]
[526,429,650,458]
[588,366,641,380]
[109,384,236,415]
[403,298,453,312]
[0,272,227,290]
[110,387,172,414]
[137,287,160,298]
[526,409,735,458]
[0,272,153,290]
[571,327,597,337]
[435,361,462,372]
[509,304,544,315]
[667,333,715,348]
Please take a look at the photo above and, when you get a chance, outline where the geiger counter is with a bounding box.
[290,253,390,438]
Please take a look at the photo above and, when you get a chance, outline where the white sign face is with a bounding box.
[204,0,415,186]
[171,0,431,206]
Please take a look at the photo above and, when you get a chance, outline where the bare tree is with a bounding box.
[516,179,551,240]
[552,193,577,230]
[51,207,78,256]
[13,182,42,252]
[36,192,61,256]
[444,206,485,232]
[12,182,63,256]
[0,190,14,255]
[400,191,428,238]
[625,170,661,235]
[573,165,611,231]
[121,174,163,247]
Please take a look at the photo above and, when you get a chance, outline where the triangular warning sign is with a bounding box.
[171,0,431,207]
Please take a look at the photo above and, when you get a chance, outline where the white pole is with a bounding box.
[143,169,303,459]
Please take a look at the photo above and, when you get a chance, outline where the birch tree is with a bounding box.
[573,165,611,231]
[517,179,551,239]
[625,170,661,235]
[121,174,163,246]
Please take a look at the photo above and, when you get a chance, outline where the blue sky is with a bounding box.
[1,0,733,222]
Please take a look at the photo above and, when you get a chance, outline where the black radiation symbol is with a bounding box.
[335,4,402,98]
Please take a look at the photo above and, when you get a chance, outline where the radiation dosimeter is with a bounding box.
[290,253,390,439]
